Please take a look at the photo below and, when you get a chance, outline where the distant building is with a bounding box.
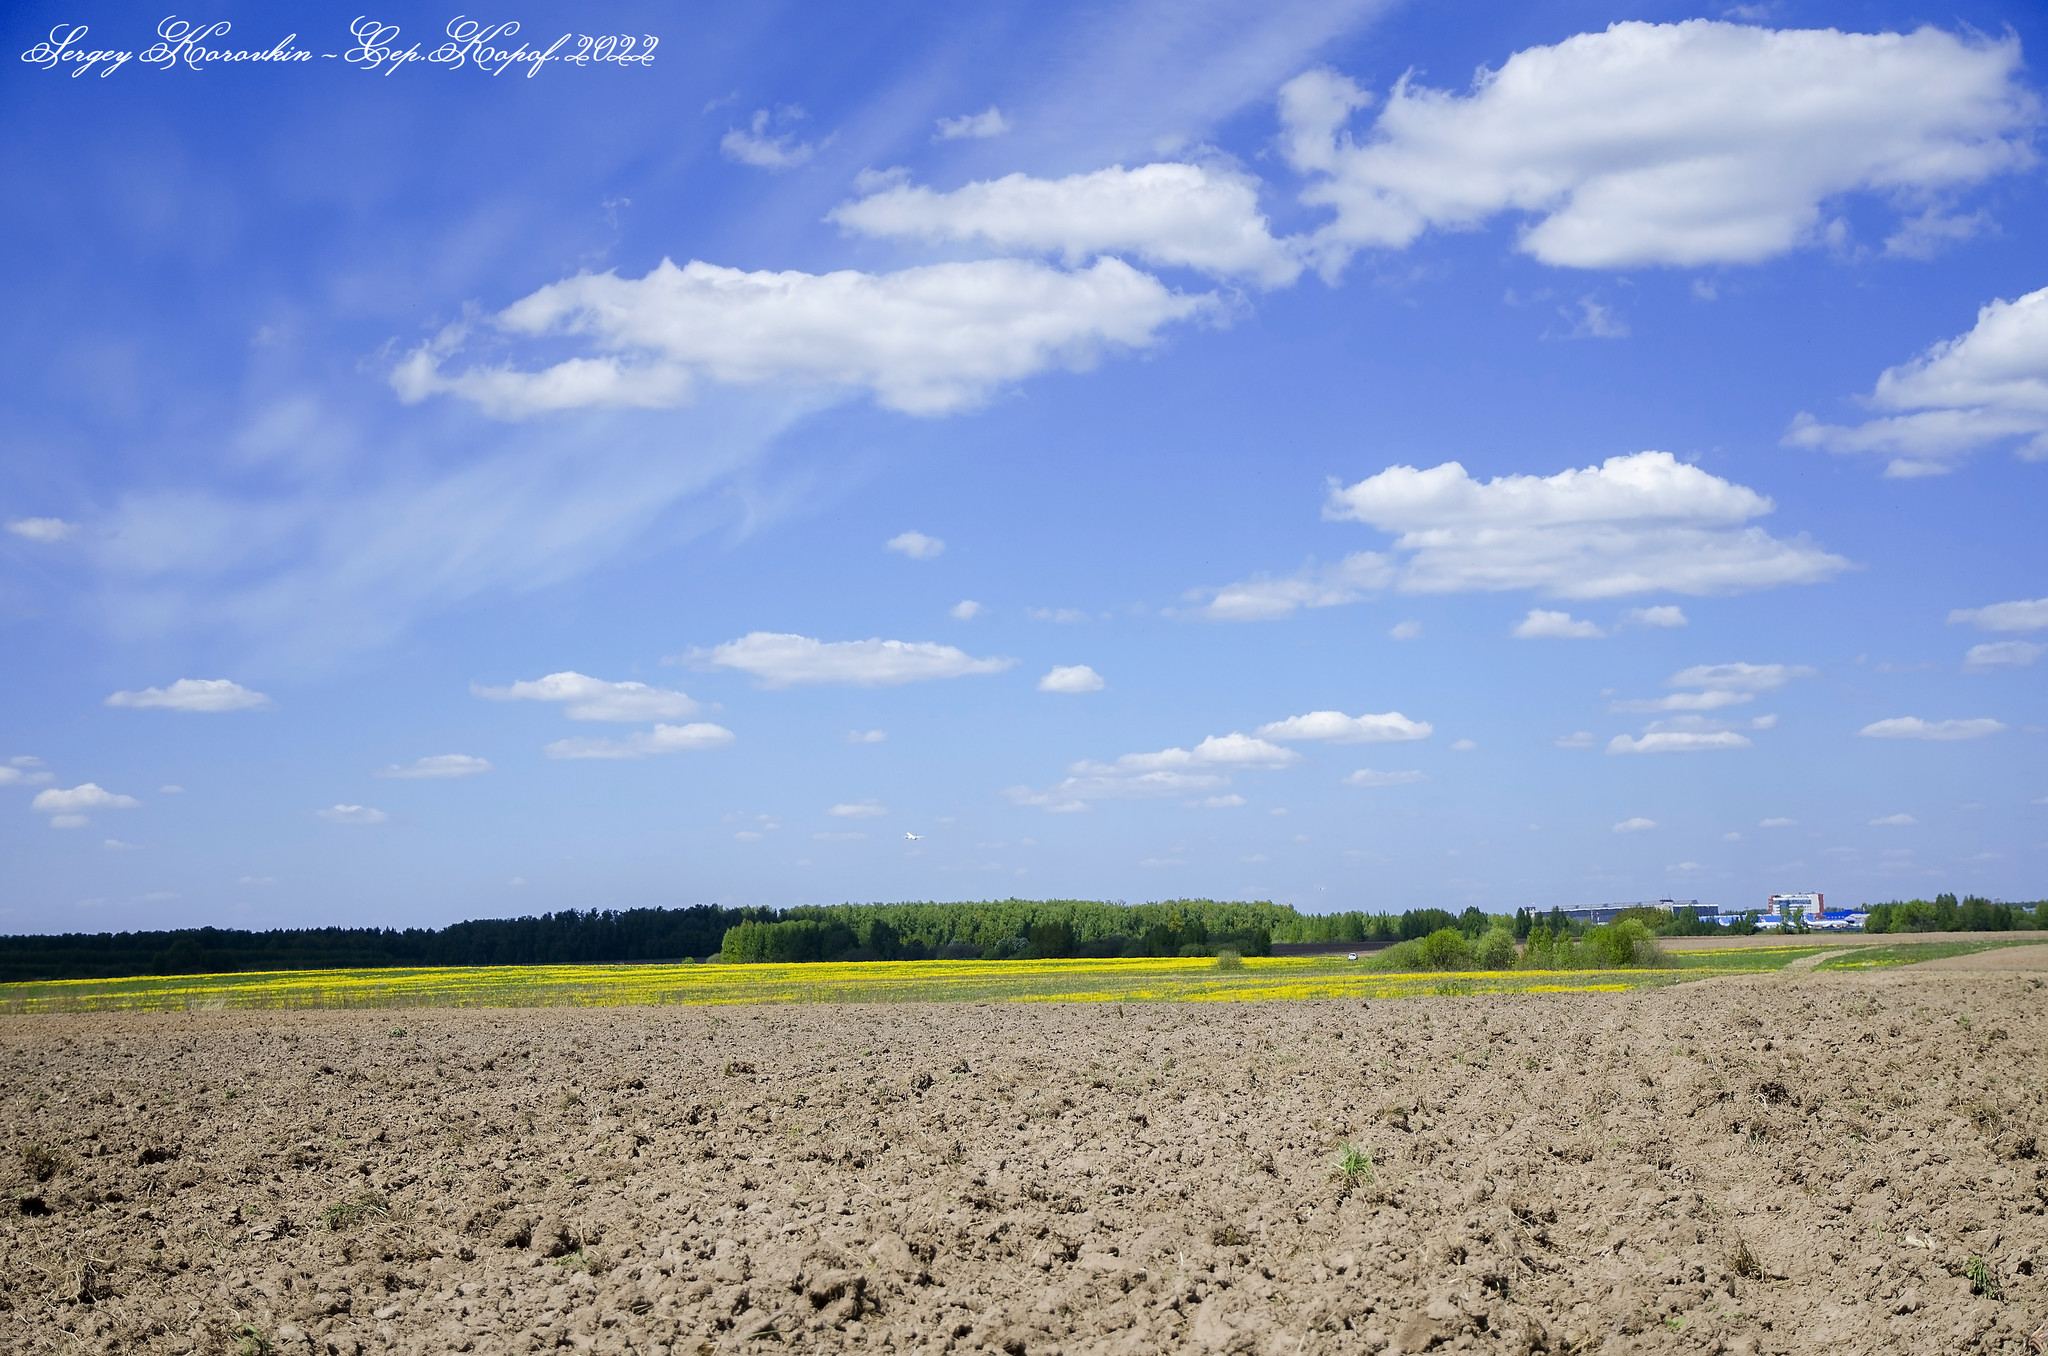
[1762,892,1868,931]
[1540,899,1718,926]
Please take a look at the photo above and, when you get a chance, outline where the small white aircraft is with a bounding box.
[904,831,922,841]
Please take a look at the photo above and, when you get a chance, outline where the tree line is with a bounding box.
[2,892,2033,981]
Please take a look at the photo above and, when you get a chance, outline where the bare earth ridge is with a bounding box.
[3,969,2044,1355]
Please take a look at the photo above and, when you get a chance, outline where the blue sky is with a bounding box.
[4,0,2045,932]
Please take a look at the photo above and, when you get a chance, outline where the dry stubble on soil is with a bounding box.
[3,970,2045,1356]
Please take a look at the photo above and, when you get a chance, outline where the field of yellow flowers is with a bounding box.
[0,953,1673,1014]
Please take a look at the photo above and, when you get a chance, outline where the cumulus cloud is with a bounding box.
[1623,605,1687,627]
[845,729,887,744]
[1277,23,2035,275]
[1038,664,1105,694]
[1322,452,1846,599]
[1450,739,1477,752]
[1553,731,1596,749]
[1009,732,1298,812]
[1859,716,2007,740]
[1668,662,1815,691]
[393,256,1212,419]
[1607,715,1755,753]
[317,804,388,824]
[543,723,736,760]
[105,678,272,713]
[1194,794,1247,808]
[378,754,494,780]
[1255,710,1432,744]
[885,530,945,560]
[1514,609,1604,639]
[1343,768,1428,787]
[1870,812,1918,826]
[1964,641,2043,672]
[934,106,1010,140]
[721,107,822,169]
[1950,597,2048,632]
[950,600,983,620]
[1760,817,1798,827]
[32,784,141,815]
[1192,552,1392,621]
[0,757,54,787]
[829,800,888,819]
[1609,690,1752,714]
[1389,620,1421,640]
[6,517,77,542]
[103,839,140,851]
[694,632,1013,687]
[831,162,1301,286]
[473,671,699,722]
[1786,286,2048,476]
[1612,817,1657,833]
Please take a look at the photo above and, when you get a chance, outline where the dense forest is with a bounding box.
[0,892,2036,981]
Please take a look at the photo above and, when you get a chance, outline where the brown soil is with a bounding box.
[3,972,2044,1356]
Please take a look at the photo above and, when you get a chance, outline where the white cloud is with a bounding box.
[1870,812,1918,826]
[1450,738,1477,752]
[1193,794,1247,808]
[1760,817,1798,827]
[935,106,1010,140]
[317,804,388,824]
[1553,731,1596,749]
[49,815,87,830]
[1389,620,1421,640]
[829,800,888,819]
[0,759,54,787]
[831,162,1301,286]
[1513,608,1604,639]
[720,107,821,169]
[950,600,983,620]
[1785,286,2048,476]
[1622,605,1687,627]
[1607,715,1755,753]
[1965,640,2043,672]
[885,530,945,560]
[475,671,697,722]
[105,678,272,713]
[103,839,140,851]
[1039,664,1105,694]
[393,256,1212,419]
[1029,607,1087,623]
[1612,817,1657,833]
[1667,661,1814,691]
[1277,23,2034,274]
[1009,732,1298,811]
[5,517,77,543]
[1859,716,2007,741]
[694,632,1014,687]
[1950,597,2048,632]
[1323,452,1846,599]
[1256,709,1432,744]
[845,729,887,744]
[1343,768,1428,787]
[1193,552,1393,620]
[238,875,276,884]
[734,830,764,842]
[159,784,184,794]
[1608,690,1752,714]
[378,754,494,780]
[32,784,141,815]
[543,723,736,760]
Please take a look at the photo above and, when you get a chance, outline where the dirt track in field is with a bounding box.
[3,970,2044,1356]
